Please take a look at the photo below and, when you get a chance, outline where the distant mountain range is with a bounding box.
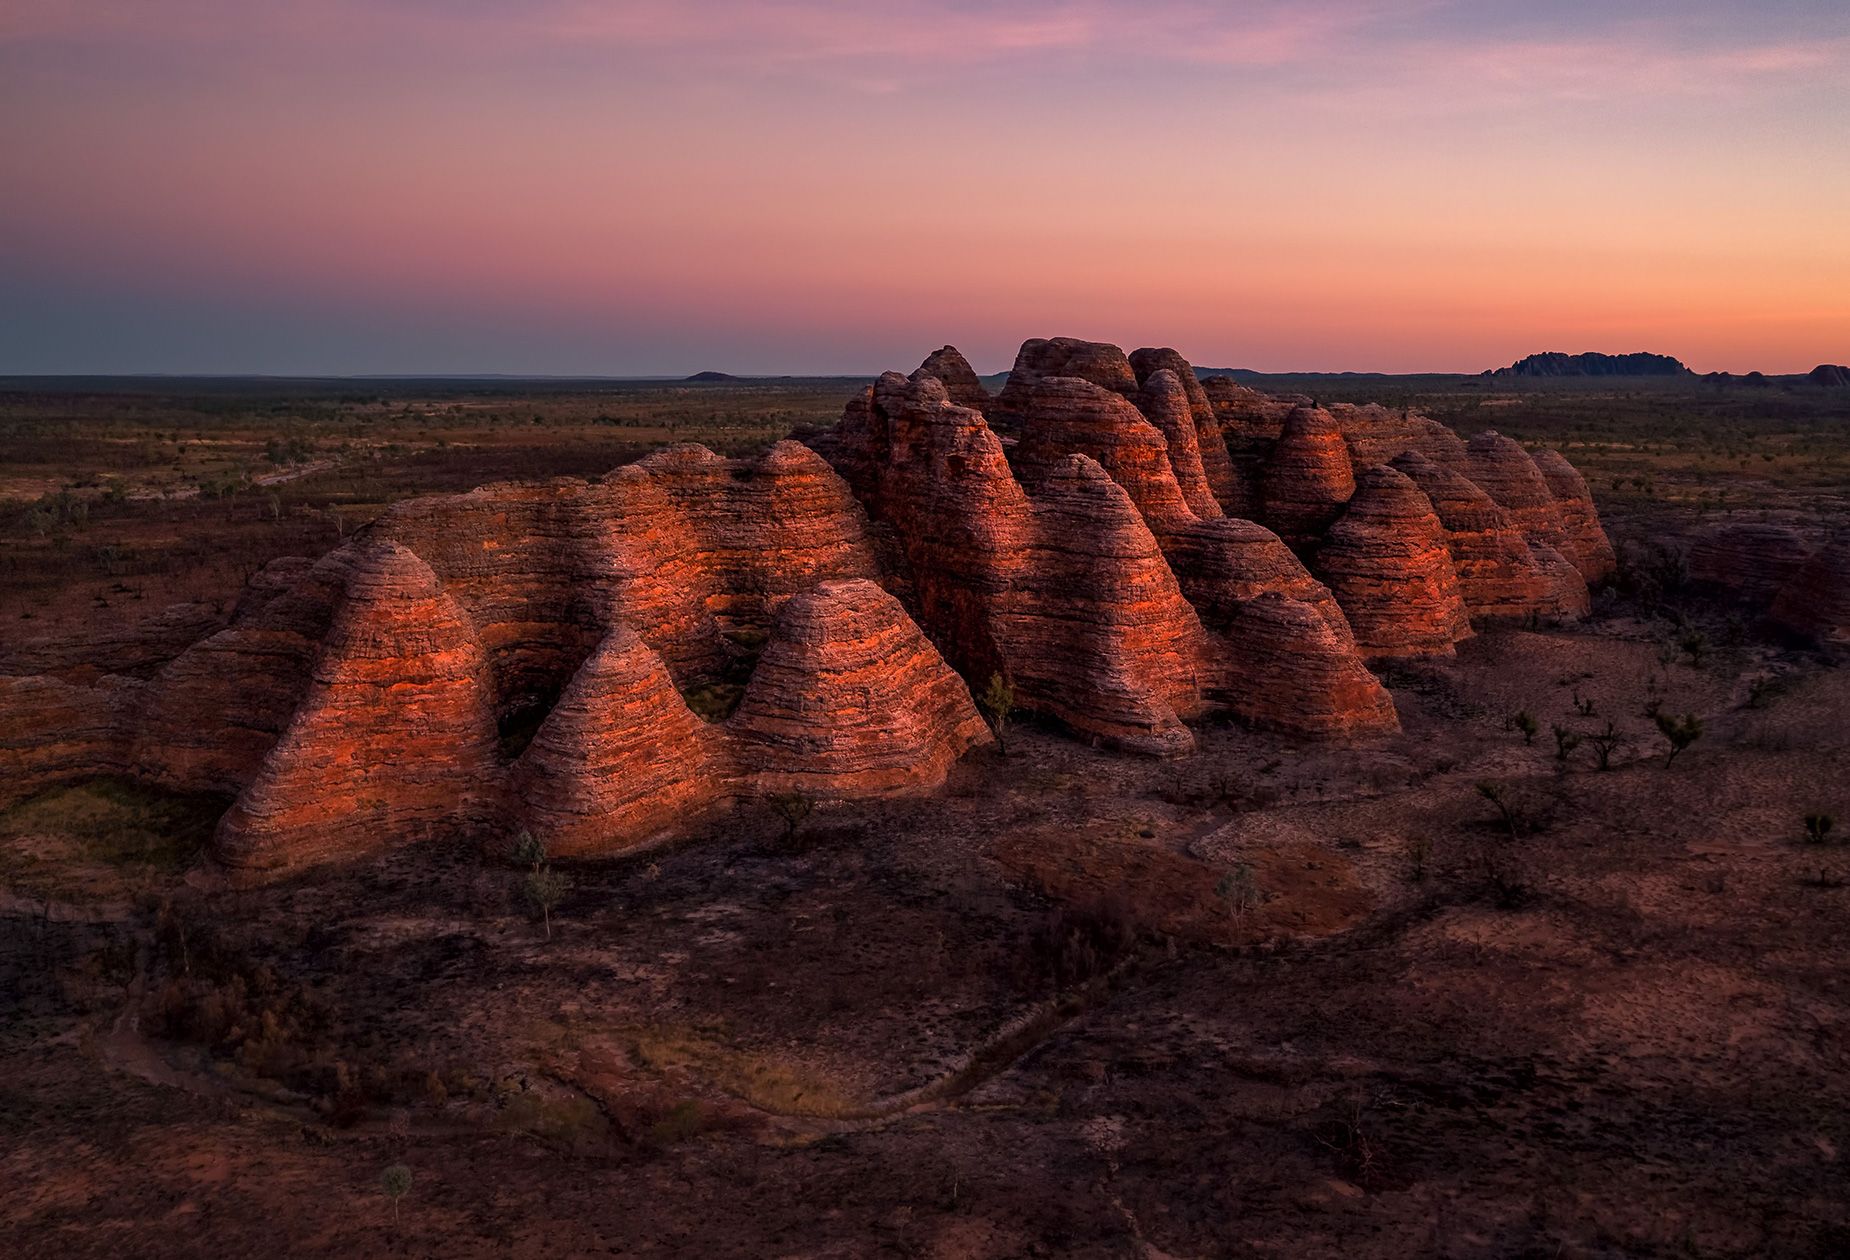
[1487,352,1691,378]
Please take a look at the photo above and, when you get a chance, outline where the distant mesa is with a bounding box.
[684,370,739,382]
[1809,364,1850,388]
[1488,352,1691,378]
[3,335,1632,881]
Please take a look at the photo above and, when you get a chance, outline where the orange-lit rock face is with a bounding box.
[1331,404,1470,473]
[911,345,993,414]
[511,625,724,859]
[132,549,361,796]
[1389,451,1589,622]
[1314,465,1472,659]
[992,336,1139,428]
[1463,431,1582,574]
[1689,523,1813,604]
[841,371,1214,755]
[731,579,993,793]
[213,542,504,874]
[1129,348,1245,513]
[1772,544,1850,648]
[847,360,1391,736]
[1259,406,1357,547]
[1530,449,1617,584]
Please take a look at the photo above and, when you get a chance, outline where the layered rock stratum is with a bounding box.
[0,336,1620,877]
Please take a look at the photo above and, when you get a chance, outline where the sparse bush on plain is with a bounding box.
[380,1164,412,1224]
[1653,711,1703,767]
[1584,721,1625,771]
[1551,724,1581,761]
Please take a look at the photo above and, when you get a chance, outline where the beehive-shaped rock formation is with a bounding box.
[911,345,993,414]
[213,543,503,873]
[1129,368,1224,520]
[0,674,144,807]
[0,333,1622,877]
[1771,543,1850,648]
[1129,347,1244,511]
[1688,523,1814,604]
[1330,404,1470,472]
[1531,449,1617,583]
[1463,431,1579,570]
[1260,406,1356,547]
[511,626,724,859]
[1389,452,1589,621]
[931,371,1393,740]
[730,579,993,793]
[991,337,1139,427]
[1314,466,1472,658]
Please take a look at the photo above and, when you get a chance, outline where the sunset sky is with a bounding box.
[4,1,1848,375]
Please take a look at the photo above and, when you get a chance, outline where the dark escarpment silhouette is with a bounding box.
[1489,351,1691,378]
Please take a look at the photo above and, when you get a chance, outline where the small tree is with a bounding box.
[1476,781,1520,838]
[1510,711,1538,745]
[1679,628,1709,669]
[511,831,568,940]
[768,791,814,844]
[1653,711,1702,767]
[1584,721,1625,771]
[523,865,570,940]
[381,1163,412,1224]
[1802,813,1835,845]
[980,672,1015,755]
[1216,863,1260,924]
[1551,724,1581,762]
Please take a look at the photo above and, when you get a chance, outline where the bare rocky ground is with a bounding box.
[5,588,1848,1257]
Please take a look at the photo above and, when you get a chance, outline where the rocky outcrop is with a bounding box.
[1259,406,1356,547]
[1330,404,1469,472]
[132,548,361,796]
[9,333,1624,877]
[0,674,145,807]
[1463,431,1578,569]
[1688,524,1814,604]
[992,337,1139,427]
[1809,364,1850,389]
[1202,376,1292,443]
[213,543,504,874]
[911,345,993,413]
[1771,544,1850,648]
[730,579,993,793]
[1490,351,1689,378]
[1389,452,1588,621]
[1129,348,1243,511]
[1130,368,1224,520]
[1530,449,1617,583]
[836,372,1216,754]
[1314,466,1471,658]
[511,625,724,859]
